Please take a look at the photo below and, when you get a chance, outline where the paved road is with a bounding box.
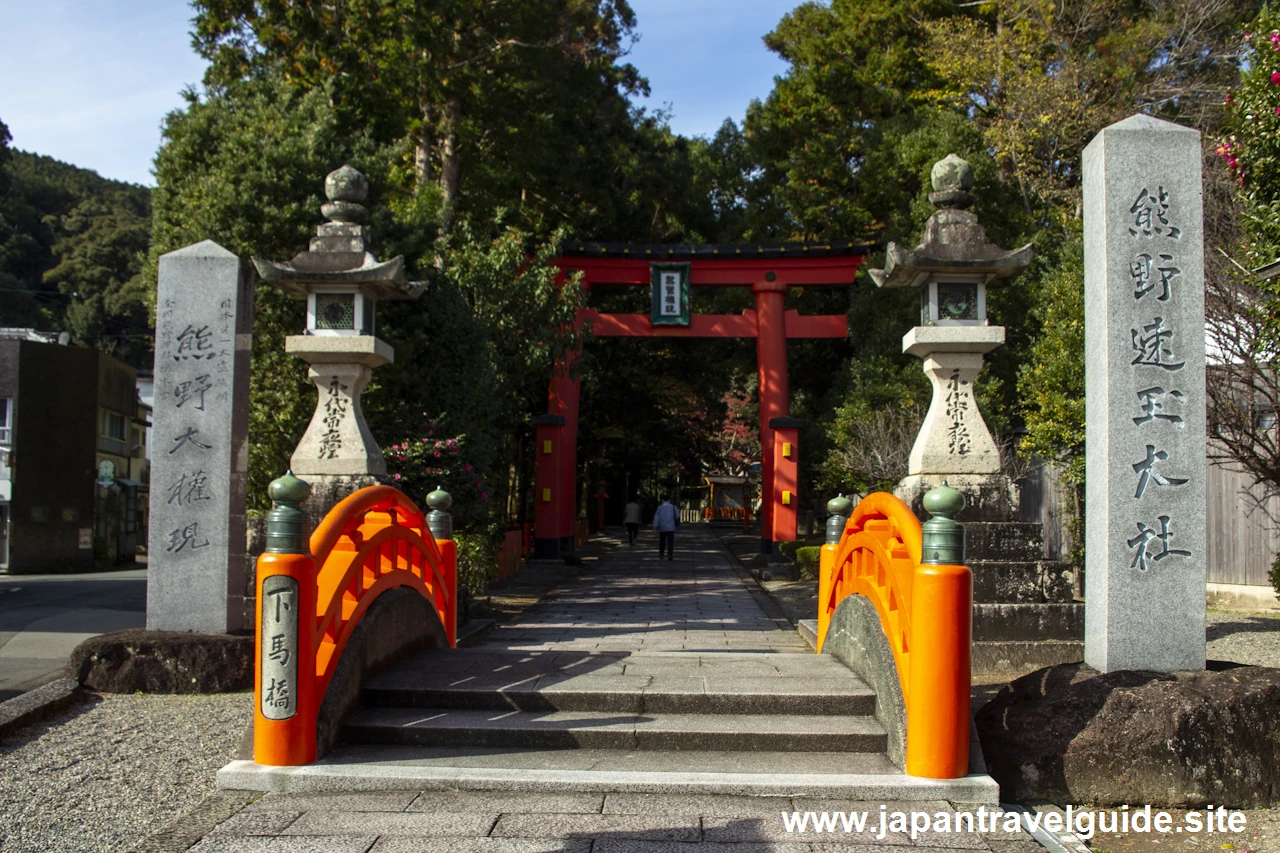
[0,567,145,701]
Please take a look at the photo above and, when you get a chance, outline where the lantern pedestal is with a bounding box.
[904,327,1004,477]
[895,474,1019,524]
[896,326,1015,521]
[286,336,392,499]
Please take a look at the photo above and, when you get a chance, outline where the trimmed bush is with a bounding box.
[795,546,822,580]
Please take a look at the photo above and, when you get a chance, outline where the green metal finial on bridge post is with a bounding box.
[425,486,454,541]
[921,481,965,565]
[265,470,313,554]
[825,494,854,545]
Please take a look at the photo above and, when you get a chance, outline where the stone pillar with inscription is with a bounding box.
[147,241,254,634]
[1083,115,1206,673]
[254,165,423,518]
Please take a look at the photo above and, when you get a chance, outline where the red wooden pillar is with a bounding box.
[753,276,789,552]
[769,417,803,545]
[548,354,580,554]
[532,414,565,558]
[595,480,608,532]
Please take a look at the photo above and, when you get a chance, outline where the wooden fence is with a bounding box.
[1020,458,1276,587]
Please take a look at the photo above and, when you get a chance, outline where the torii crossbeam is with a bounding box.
[534,241,868,557]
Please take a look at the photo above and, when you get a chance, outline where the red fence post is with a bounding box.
[769,417,803,545]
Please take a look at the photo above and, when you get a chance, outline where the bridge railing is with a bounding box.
[815,489,971,780]
[252,475,456,766]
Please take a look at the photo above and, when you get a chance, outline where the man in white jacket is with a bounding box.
[623,498,642,546]
[651,496,678,561]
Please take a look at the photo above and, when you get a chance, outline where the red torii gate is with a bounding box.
[533,241,867,558]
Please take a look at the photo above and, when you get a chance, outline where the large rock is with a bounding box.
[68,628,252,694]
[976,662,1280,808]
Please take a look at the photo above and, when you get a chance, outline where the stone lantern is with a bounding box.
[254,165,423,509]
[868,154,1033,517]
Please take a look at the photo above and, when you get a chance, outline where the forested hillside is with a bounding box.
[0,119,152,367]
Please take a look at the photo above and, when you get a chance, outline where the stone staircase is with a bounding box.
[345,648,887,757]
[222,646,997,799]
[965,521,1084,677]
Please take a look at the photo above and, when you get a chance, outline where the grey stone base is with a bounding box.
[970,559,1076,604]
[819,595,907,768]
[456,618,496,648]
[965,522,1046,562]
[797,618,819,650]
[301,473,388,524]
[315,588,449,758]
[896,474,1019,523]
[0,678,86,740]
[977,662,1280,808]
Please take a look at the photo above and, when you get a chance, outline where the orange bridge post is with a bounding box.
[816,485,972,779]
[253,472,319,766]
[253,474,457,766]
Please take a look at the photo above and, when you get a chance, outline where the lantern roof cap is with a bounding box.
[867,153,1033,290]
[253,164,423,302]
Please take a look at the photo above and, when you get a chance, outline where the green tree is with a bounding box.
[150,69,587,555]
[924,0,1246,231]
[149,78,378,508]
[819,356,929,495]
[1016,238,1086,560]
[742,0,952,240]
[191,0,646,234]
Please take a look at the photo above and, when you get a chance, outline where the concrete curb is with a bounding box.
[1002,804,1092,853]
[216,758,1001,802]
[119,789,259,853]
[456,617,496,648]
[0,677,88,741]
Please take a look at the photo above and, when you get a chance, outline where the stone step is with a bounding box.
[380,647,856,676]
[342,708,888,754]
[218,745,1000,802]
[363,672,876,717]
[971,640,1084,679]
[363,648,871,716]
[963,522,1046,562]
[968,559,1076,604]
[973,602,1084,642]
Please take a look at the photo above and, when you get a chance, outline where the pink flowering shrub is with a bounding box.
[386,421,491,507]
[384,417,500,590]
[1221,9,1280,257]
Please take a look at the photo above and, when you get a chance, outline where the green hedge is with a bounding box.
[795,546,822,580]
[778,539,823,559]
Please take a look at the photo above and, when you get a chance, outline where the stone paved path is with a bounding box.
[188,791,1046,852]
[200,527,1039,852]
[482,526,806,654]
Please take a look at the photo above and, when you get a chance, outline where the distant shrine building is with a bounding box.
[534,241,868,557]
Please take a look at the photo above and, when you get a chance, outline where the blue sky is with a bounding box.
[0,1,794,187]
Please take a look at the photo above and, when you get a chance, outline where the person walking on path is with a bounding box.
[623,498,642,546]
[652,495,678,560]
